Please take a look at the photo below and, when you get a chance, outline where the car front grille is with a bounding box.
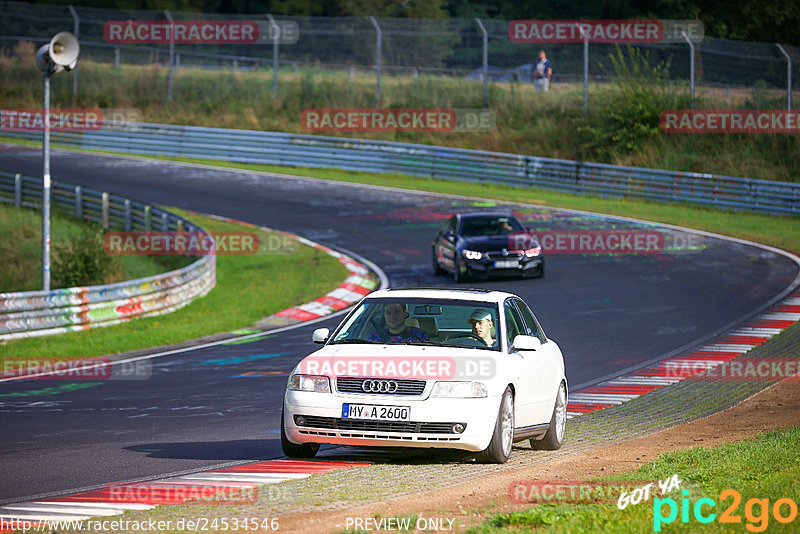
[336,377,426,396]
[485,251,523,260]
[297,415,464,434]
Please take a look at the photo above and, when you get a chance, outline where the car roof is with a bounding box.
[457,211,516,220]
[367,287,516,303]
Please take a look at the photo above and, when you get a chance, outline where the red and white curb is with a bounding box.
[566,292,800,418]
[274,237,377,322]
[0,460,368,524]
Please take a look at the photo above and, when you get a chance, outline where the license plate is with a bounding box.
[494,260,519,269]
[342,404,410,421]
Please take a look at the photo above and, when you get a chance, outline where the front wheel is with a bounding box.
[453,256,469,283]
[432,247,444,276]
[281,409,320,458]
[477,387,514,463]
[531,382,566,450]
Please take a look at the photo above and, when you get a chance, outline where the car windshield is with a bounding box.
[330,298,501,351]
[460,216,524,237]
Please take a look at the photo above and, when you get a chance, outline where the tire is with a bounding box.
[531,382,566,450]
[280,409,320,459]
[536,261,545,279]
[453,256,469,283]
[432,247,444,276]
[477,387,514,463]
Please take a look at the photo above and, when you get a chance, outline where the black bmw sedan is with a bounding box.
[432,212,545,282]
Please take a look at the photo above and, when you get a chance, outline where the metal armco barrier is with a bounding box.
[0,171,216,340]
[3,123,798,216]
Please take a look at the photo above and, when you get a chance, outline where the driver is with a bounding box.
[467,308,496,347]
[368,303,430,343]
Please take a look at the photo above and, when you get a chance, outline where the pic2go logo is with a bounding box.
[654,489,799,532]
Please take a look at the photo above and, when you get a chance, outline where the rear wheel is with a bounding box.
[281,409,320,458]
[531,382,566,450]
[477,387,514,463]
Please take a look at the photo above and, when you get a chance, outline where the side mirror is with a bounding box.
[512,334,541,351]
[312,328,330,344]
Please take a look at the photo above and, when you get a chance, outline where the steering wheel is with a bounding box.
[448,333,489,346]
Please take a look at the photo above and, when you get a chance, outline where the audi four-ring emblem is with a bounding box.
[361,379,398,393]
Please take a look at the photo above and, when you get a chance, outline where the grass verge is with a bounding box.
[0,202,187,292]
[471,426,800,533]
[1,40,798,183]
[0,208,349,359]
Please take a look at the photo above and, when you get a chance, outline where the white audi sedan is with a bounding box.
[281,287,567,463]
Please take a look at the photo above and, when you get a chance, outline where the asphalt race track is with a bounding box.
[1,145,797,503]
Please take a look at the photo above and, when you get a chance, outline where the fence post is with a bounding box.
[161,212,169,231]
[124,199,131,231]
[74,185,82,219]
[776,44,793,111]
[475,18,488,108]
[101,192,109,229]
[175,53,180,73]
[267,14,280,96]
[681,31,695,111]
[164,10,175,102]
[370,16,382,106]
[575,23,589,114]
[144,205,152,231]
[68,5,79,102]
[14,173,21,207]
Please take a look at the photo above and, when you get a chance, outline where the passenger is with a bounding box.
[468,308,496,347]
[368,303,430,342]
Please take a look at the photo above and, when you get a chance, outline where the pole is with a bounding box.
[475,18,488,108]
[776,44,793,112]
[370,16,382,105]
[681,31,694,111]
[68,5,79,101]
[575,23,588,114]
[267,14,279,95]
[165,10,174,102]
[42,73,51,291]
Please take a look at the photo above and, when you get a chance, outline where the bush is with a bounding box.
[52,227,120,288]
[579,46,691,159]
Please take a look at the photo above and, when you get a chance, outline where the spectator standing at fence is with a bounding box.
[534,50,552,92]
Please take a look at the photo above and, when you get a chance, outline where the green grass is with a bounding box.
[0,208,349,359]
[1,39,798,183]
[0,202,185,292]
[469,426,800,533]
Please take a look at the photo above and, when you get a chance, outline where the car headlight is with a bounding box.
[287,374,331,393]
[463,250,483,260]
[431,381,488,398]
[524,246,542,257]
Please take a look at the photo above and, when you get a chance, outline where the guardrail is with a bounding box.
[3,123,798,216]
[0,170,216,341]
